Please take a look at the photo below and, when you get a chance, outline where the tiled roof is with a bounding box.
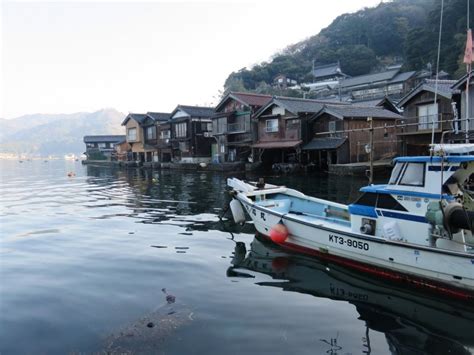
[254,96,348,118]
[232,92,272,107]
[397,79,458,107]
[273,97,327,114]
[252,140,302,149]
[389,71,416,83]
[451,71,474,90]
[146,112,171,122]
[320,105,402,120]
[121,113,147,125]
[215,91,272,112]
[340,69,399,89]
[302,137,347,151]
[349,98,384,107]
[83,135,126,143]
[173,105,215,118]
[312,63,344,79]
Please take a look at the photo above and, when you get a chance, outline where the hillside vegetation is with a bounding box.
[225,0,473,92]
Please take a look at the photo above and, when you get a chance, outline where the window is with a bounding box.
[418,104,438,130]
[160,130,171,139]
[266,119,278,133]
[354,192,378,207]
[98,143,106,149]
[329,121,336,133]
[201,122,212,132]
[399,163,425,186]
[175,122,187,138]
[127,128,137,141]
[376,194,407,211]
[389,163,404,184]
[146,126,156,140]
[355,192,407,211]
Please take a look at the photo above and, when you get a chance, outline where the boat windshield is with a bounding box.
[389,163,404,184]
[399,163,425,186]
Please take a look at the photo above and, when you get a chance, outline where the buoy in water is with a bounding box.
[230,199,246,224]
[269,223,289,243]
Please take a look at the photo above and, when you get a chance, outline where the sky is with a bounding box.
[1,0,383,119]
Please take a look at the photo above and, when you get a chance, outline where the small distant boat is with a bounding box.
[64,153,76,161]
[228,144,474,299]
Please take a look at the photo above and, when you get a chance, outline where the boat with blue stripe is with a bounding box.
[228,144,474,299]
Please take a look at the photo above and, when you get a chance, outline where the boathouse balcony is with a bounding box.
[396,113,454,135]
[227,121,249,134]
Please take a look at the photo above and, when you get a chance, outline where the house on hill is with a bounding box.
[312,62,348,82]
[273,74,298,89]
[396,79,457,155]
[212,92,271,163]
[339,68,417,101]
[305,105,401,168]
[169,105,215,163]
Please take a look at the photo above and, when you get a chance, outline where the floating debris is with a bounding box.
[104,294,192,353]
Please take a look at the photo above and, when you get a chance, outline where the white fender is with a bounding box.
[230,199,246,224]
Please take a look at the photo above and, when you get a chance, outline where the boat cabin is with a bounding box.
[349,150,474,250]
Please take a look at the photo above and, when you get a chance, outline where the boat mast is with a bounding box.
[464,0,472,143]
[431,0,444,149]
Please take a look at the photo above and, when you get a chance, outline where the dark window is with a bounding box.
[376,194,407,211]
[354,192,378,207]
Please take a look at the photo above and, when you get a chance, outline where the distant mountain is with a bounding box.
[0,108,125,157]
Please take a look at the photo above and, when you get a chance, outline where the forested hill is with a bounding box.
[224,0,473,92]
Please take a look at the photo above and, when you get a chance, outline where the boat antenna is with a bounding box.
[464,0,472,143]
[431,0,445,150]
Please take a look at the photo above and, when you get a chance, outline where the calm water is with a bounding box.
[1,160,473,354]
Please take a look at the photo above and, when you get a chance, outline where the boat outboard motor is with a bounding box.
[426,201,474,240]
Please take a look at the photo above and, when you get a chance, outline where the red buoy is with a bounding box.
[269,223,289,243]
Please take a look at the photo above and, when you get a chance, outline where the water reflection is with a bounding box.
[85,165,230,226]
[228,235,474,355]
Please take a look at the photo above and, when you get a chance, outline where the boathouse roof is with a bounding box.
[121,113,147,126]
[215,92,272,112]
[83,135,126,143]
[254,96,346,118]
[313,105,402,120]
[170,105,215,119]
[451,70,474,90]
[302,137,347,151]
[146,112,171,122]
[397,79,458,107]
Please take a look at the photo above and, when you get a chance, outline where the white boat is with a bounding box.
[227,144,474,299]
[64,153,77,160]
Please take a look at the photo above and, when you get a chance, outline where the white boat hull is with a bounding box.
[236,195,474,298]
